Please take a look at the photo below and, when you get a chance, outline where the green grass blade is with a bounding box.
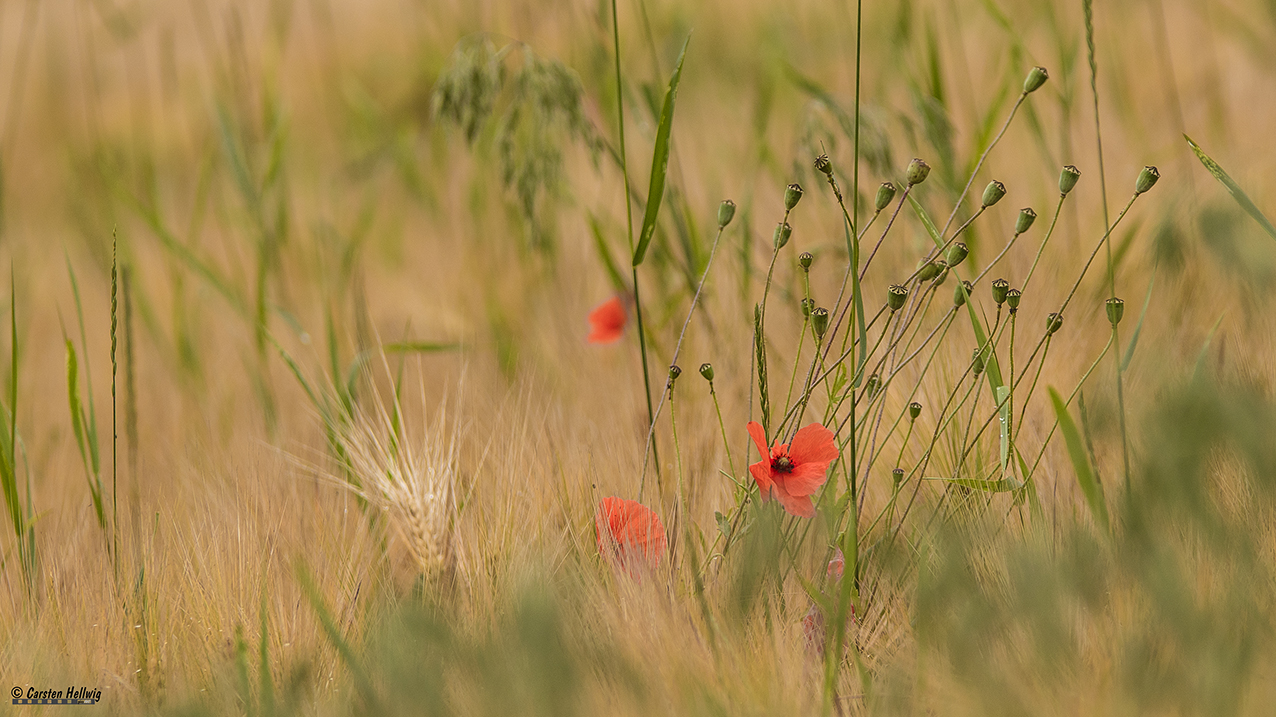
[1048,387,1109,530]
[996,385,1011,474]
[295,562,380,711]
[382,341,460,354]
[588,212,628,292]
[1121,263,1157,371]
[631,36,690,267]
[1192,313,1226,381]
[1186,134,1276,241]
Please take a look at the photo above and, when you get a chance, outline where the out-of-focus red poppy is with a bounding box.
[595,497,666,577]
[587,295,627,344]
[746,421,839,518]
[802,549,855,658]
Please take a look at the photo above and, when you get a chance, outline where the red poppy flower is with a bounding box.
[746,421,839,518]
[595,497,666,577]
[801,550,855,658]
[587,295,627,344]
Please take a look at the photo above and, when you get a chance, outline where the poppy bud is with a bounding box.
[972,348,985,376]
[908,401,922,420]
[699,362,714,381]
[1135,166,1160,195]
[1059,165,1081,196]
[875,182,897,212]
[785,183,804,211]
[992,278,1010,305]
[865,373,881,399]
[906,158,931,187]
[945,242,969,267]
[1106,297,1125,327]
[814,154,833,177]
[799,251,813,271]
[954,280,973,307]
[1045,312,1063,336]
[1016,207,1037,235]
[917,260,941,282]
[669,364,682,381]
[1006,288,1022,312]
[981,180,1007,208]
[892,467,905,487]
[800,297,814,318]
[774,222,792,249]
[718,199,736,229]
[1023,66,1049,94]
[888,284,909,312]
[812,307,830,338]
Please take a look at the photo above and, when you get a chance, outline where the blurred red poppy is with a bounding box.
[746,421,839,518]
[587,295,627,344]
[595,497,666,577]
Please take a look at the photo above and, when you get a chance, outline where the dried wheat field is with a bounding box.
[2,0,1276,714]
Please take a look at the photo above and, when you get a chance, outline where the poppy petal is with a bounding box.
[772,483,816,518]
[788,423,839,466]
[587,296,627,344]
[595,497,666,576]
[748,459,776,494]
[782,460,831,497]
[746,421,770,462]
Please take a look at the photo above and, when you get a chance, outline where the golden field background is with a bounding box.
[1,0,1275,714]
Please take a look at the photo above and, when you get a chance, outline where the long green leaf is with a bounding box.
[632,36,691,266]
[1121,263,1157,371]
[1048,387,1108,530]
[1186,134,1276,240]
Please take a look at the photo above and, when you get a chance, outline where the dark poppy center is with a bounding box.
[773,456,795,473]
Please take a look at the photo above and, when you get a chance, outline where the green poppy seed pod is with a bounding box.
[800,297,814,318]
[906,158,931,187]
[972,348,985,376]
[1045,312,1064,336]
[811,307,830,338]
[917,260,941,282]
[892,467,905,487]
[934,260,950,285]
[718,199,736,229]
[888,284,909,312]
[1106,297,1125,327]
[945,242,969,267]
[785,183,804,211]
[1059,165,1081,196]
[1023,66,1049,94]
[1016,207,1037,235]
[875,182,897,212]
[773,222,792,249]
[954,280,973,307]
[699,362,714,381]
[908,401,922,420]
[669,364,682,381]
[814,154,833,177]
[1006,288,1022,312]
[992,278,1010,305]
[865,373,881,399]
[1136,166,1160,195]
[799,251,813,271]
[981,180,1007,208]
